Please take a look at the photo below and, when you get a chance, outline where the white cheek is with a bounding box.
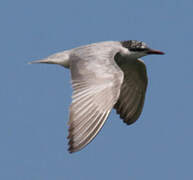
[119,47,130,56]
[129,52,146,59]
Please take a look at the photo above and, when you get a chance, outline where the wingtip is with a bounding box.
[67,136,82,153]
[68,147,75,153]
[68,144,77,154]
[67,135,75,153]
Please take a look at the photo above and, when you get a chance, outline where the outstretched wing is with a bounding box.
[114,54,148,125]
[68,50,123,153]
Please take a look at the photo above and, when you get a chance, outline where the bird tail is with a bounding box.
[28,59,54,64]
[28,51,70,67]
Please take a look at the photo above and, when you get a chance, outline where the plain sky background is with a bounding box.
[0,0,193,179]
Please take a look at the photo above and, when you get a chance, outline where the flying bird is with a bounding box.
[29,40,164,153]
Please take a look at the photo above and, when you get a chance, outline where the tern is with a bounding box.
[29,40,164,153]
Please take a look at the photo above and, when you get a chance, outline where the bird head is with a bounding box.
[121,40,164,59]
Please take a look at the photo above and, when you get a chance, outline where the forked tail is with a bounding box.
[28,59,55,64]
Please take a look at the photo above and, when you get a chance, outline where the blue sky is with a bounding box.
[0,0,193,179]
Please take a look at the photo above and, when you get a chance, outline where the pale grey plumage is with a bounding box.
[67,42,124,152]
[29,40,164,153]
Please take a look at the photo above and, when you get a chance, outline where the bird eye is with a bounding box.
[130,48,146,52]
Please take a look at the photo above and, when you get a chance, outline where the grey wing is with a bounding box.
[114,55,148,125]
[68,53,123,153]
